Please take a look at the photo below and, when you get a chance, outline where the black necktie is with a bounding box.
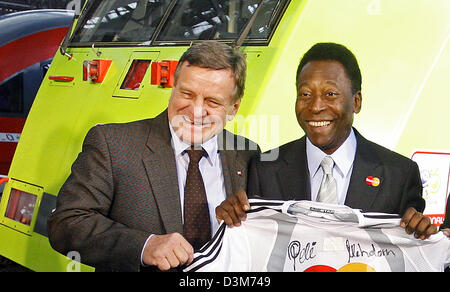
[183,149,211,250]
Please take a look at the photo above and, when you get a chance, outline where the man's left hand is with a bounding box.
[400,207,438,240]
[441,228,450,237]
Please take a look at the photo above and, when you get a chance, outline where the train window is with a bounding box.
[120,60,151,90]
[0,73,24,114]
[70,0,171,43]
[156,0,288,43]
[70,0,289,45]
[4,188,37,227]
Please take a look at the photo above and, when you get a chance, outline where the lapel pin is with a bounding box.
[237,170,242,176]
[365,176,380,187]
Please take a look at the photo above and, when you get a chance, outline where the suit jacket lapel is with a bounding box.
[345,129,383,211]
[142,110,183,234]
[278,137,310,201]
[218,130,247,197]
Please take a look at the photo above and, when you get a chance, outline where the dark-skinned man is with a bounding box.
[217,42,439,240]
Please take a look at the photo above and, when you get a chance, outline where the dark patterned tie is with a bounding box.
[183,149,211,250]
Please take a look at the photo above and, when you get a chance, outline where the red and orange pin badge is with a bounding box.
[365,176,380,187]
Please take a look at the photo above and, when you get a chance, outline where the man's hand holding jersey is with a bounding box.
[216,190,250,227]
[217,191,443,240]
[400,208,439,240]
[442,229,450,237]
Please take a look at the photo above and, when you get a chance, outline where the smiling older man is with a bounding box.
[48,42,259,272]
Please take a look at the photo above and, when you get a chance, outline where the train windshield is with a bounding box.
[70,0,289,46]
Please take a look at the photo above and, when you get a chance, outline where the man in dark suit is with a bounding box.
[442,197,450,273]
[441,196,449,231]
[47,42,259,271]
[217,42,437,240]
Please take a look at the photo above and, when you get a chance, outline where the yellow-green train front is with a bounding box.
[0,0,449,271]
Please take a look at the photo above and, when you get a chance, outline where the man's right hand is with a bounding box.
[216,190,250,227]
[142,233,194,271]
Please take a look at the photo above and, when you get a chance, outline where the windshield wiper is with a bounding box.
[233,0,265,48]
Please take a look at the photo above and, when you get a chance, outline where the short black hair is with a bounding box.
[296,43,362,94]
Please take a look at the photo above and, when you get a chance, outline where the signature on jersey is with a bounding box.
[345,239,396,263]
[287,240,317,271]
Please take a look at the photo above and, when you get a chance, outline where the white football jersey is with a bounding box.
[184,199,450,272]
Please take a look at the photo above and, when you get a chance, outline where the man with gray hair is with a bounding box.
[48,41,259,271]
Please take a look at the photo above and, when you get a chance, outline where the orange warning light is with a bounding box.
[151,60,178,88]
[83,59,112,83]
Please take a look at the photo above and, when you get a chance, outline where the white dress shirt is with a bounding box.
[141,125,227,265]
[307,129,357,205]
[169,123,226,236]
